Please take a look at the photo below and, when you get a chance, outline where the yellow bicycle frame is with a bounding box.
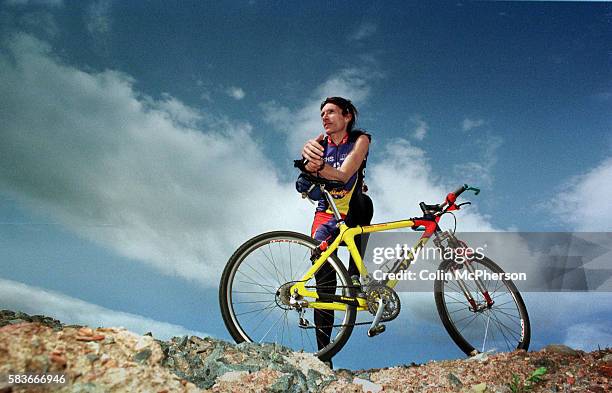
[289,219,434,312]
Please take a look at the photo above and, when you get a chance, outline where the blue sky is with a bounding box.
[0,1,610,369]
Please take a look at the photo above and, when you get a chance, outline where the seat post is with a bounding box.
[321,187,343,221]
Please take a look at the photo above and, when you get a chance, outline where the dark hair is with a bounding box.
[320,96,358,132]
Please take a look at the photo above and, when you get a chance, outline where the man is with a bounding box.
[301,96,373,367]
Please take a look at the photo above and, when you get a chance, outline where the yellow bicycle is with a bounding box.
[219,176,530,361]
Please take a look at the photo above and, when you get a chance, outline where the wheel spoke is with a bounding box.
[235,303,277,317]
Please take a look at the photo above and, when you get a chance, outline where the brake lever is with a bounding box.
[456,202,471,209]
[466,186,480,195]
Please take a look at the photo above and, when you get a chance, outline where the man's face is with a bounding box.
[320,103,352,136]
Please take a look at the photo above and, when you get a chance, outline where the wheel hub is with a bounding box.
[275,282,294,310]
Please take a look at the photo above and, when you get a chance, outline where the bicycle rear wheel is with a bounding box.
[219,231,356,361]
[434,256,531,355]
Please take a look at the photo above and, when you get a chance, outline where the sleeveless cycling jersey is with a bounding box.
[316,129,370,216]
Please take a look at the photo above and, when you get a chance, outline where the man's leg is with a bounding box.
[346,194,374,277]
[311,214,339,351]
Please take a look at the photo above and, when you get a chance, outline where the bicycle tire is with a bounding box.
[219,231,356,361]
[434,256,531,355]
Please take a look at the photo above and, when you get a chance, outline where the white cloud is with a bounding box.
[152,93,203,127]
[226,86,245,100]
[0,34,311,287]
[551,157,612,231]
[367,138,496,231]
[85,0,112,36]
[410,115,428,140]
[0,278,209,339]
[462,118,485,131]
[262,67,375,155]
[349,22,377,42]
[452,133,502,188]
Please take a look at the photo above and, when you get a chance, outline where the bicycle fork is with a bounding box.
[435,232,494,312]
[452,261,494,312]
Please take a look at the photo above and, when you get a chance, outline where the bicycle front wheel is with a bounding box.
[219,231,356,361]
[434,256,531,355]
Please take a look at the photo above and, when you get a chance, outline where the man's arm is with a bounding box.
[317,135,369,183]
[303,134,325,173]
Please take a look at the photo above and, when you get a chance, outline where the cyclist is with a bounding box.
[301,96,373,367]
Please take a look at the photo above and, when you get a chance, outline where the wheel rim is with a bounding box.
[225,235,353,356]
[440,259,528,353]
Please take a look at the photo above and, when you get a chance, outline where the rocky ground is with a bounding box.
[0,310,610,392]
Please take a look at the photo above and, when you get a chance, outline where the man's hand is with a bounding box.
[305,160,322,173]
[302,134,325,163]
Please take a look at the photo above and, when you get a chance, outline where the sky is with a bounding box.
[0,0,611,370]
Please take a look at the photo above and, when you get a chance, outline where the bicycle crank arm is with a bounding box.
[367,298,387,337]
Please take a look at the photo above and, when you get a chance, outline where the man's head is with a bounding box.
[320,97,358,135]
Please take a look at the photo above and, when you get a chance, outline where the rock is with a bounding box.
[447,372,463,388]
[78,327,94,336]
[269,373,294,392]
[49,353,67,367]
[3,309,612,393]
[467,352,489,362]
[492,385,512,393]
[76,334,105,342]
[353,377,383,393]
[133,349,152,364]
[543,344,579,356]
[86,354,100,362]
[284,351,333,377]
[134,335,154,351]
[471,382,488,393]
[598,363,612,377]
[217,370,249,383]
[588,385,606,393]
[530,356,557,372]
[15,311,29,319]
[87,341,101,354]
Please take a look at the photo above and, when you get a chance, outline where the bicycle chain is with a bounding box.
[298,320,376,329]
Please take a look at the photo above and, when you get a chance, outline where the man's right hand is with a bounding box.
[302,134,325,163]
[304,160,322,173]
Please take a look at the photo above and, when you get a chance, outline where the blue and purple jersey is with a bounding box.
[316,129,370,216]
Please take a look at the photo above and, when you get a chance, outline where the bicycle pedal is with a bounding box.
[367,324,386,337]
[298,317,310,328]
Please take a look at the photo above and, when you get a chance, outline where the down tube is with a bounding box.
[384,236,432,288]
